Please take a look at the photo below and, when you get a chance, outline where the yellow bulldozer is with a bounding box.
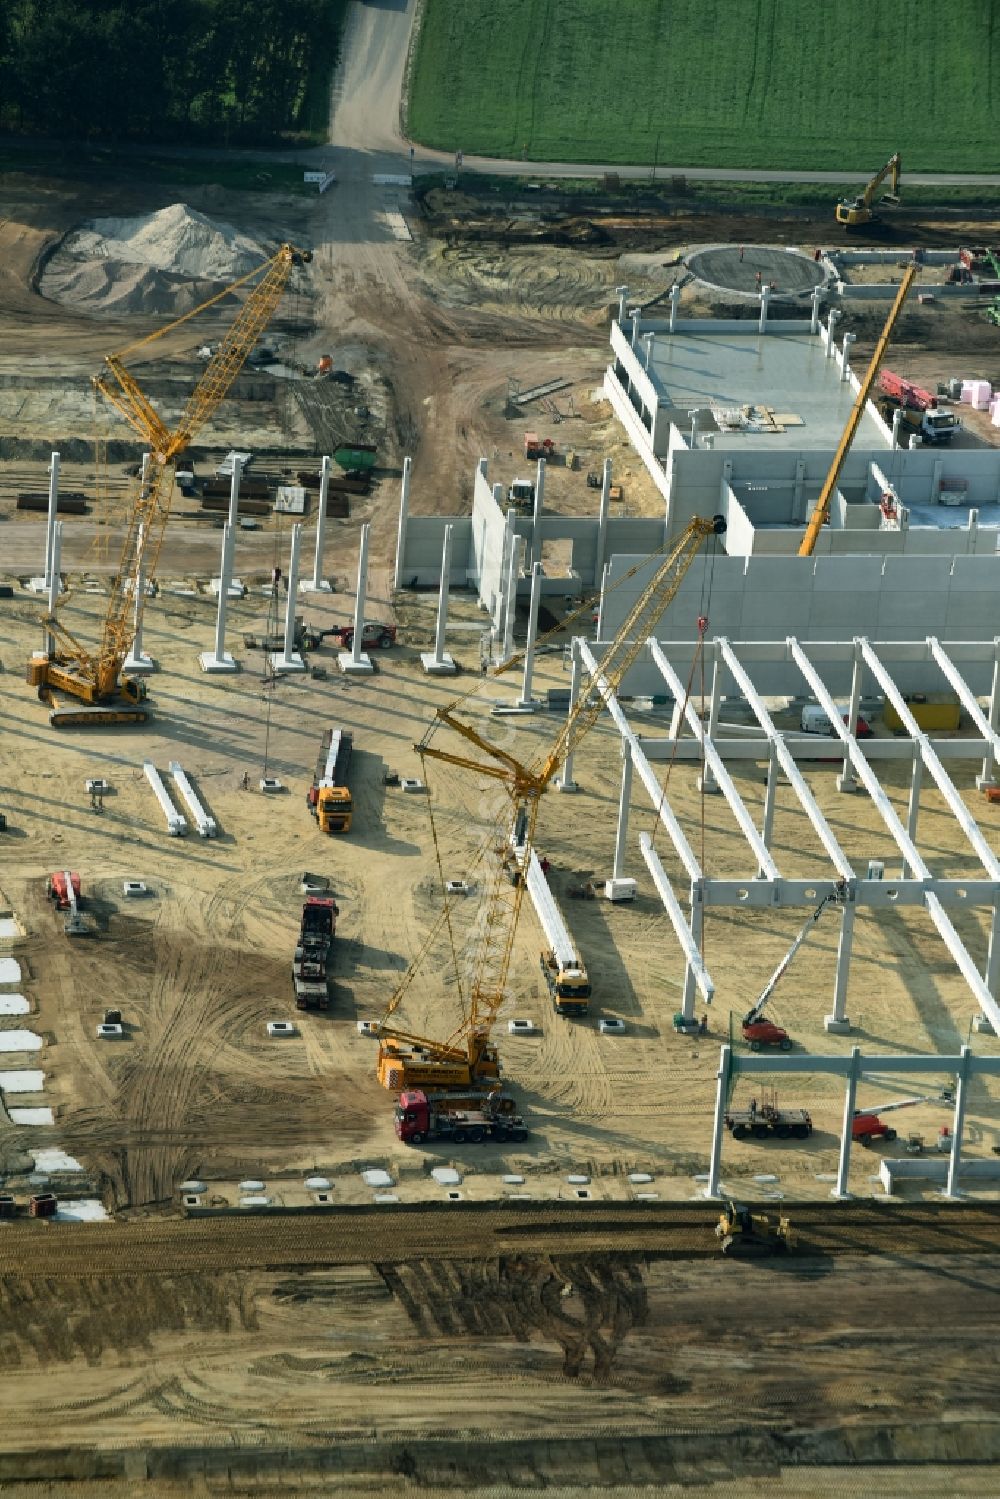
[715,1200,792,1257]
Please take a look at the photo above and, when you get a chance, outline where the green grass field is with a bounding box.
[408,0,998,171]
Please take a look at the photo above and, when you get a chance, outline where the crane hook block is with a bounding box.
[712,515,727,533]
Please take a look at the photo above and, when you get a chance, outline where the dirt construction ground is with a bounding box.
[4,0,1000,1490]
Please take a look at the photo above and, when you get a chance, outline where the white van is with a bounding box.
[800,703,871,738]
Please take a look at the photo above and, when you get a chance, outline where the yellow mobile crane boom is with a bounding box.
[836,153,901,228]
[797,264,915,558]
[375,513,727,1093]
[27,243,311,725]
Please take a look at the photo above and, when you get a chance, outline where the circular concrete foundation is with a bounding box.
[687,245,828,299]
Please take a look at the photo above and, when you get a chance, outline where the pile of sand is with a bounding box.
[40,203,269,316]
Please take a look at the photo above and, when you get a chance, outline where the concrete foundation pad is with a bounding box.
[299,579,333,593]
[25,577,57,595]
[199,652,239,674]
[976,774,996,792]
[604,877,638,902]
[124,653,156,674]
[421,652,457,675]
[836,772,858,793]
[515,696,542,710]
[824,1014,852,1034]
[272,653,306,675]
[209,578,245,598]
[339,651,373,675]
[696,775,721,795]
[554,779,578,793]
[973,1014,995,1035]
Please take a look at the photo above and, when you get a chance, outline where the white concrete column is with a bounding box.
[837,652,864,792]
[833,1046,861,1199]
[976,641,1000,790]
[45,522,62,655]
[630,311,640,348]
[556,639,582,792]
[517,561,543,706]
[214,457,243,590]
[810,284,822,334]
[302,455,333,592]
[891,407,903,449]
[696,656,724,794]
[669,283,681,333]
[200,523,239,673]
[274,523,307,673]
[393,456,412,590]
[595,562,610,638]
[595,459,611,583]
[689,411,699,449]
[903,752,924,877]
[983,905,1000,1010]
[944,1046,972,1199]
[642,332,655,369]
[340,522,374,675]
[825,894,855,1032]
[758,284,771,334]
[840,331,856,382]
[124,522,154,673]
[605,739,638,902]
[705,1044,731,1200]
[44,450,60,589]
[501,535,523,661]
[825,309,841,357]
[680,881,704,1021]
[759,749,779,869]
[422,524,457,675]
[616,285,628,324]
[530,457,546,569]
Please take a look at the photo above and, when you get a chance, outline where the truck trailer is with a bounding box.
[292,895,338,1009]
[508,840,591,1015]
[394,1089,528,1145]
[307,727,353,833]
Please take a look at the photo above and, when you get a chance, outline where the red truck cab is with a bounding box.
[395,1090,433,1143]
[852,1112,896,1146]
[742,1020,792,1051]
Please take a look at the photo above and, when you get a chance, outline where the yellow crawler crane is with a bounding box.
[27,243,311,725]
[375,513,727,1095]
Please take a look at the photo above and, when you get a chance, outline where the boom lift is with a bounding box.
[375,513,727,1094]
[798,264,916,557]
[741,882,847,1050]
[836,153,901,228]
[27,243,311,725]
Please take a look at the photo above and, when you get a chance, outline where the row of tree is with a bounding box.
[0,0,346,142]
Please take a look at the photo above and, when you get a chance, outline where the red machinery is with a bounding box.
[741,883,848,1050]
[852,1096,924,1146]
[47,871,81,909]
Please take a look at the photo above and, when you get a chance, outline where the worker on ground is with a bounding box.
[241,771,250,791]
[540,856,551,877]
[754,271,761,290]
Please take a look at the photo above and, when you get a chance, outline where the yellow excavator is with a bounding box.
[836,153,901,229]
[27,243,311,725]
[374,512,727,1095]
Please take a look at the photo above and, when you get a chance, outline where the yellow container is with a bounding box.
[885,698,961,731]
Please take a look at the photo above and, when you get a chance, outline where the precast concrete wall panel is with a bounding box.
[876,556,953,639]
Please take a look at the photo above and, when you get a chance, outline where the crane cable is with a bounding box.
[419,752,468,1021]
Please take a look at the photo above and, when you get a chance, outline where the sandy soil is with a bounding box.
[0,1,999,1488]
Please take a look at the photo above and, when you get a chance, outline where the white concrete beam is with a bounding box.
[639,834,714,1002]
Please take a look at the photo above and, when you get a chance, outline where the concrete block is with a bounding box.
[604,878,637,902]
[420,651,457,675]
[298,579,333,593]
[199,652,239,674]
[824,1014,851,1034]
[124,650,155,674]
[339,651,373,675]
[973,1014,995,1035]
[272,653,307,674]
